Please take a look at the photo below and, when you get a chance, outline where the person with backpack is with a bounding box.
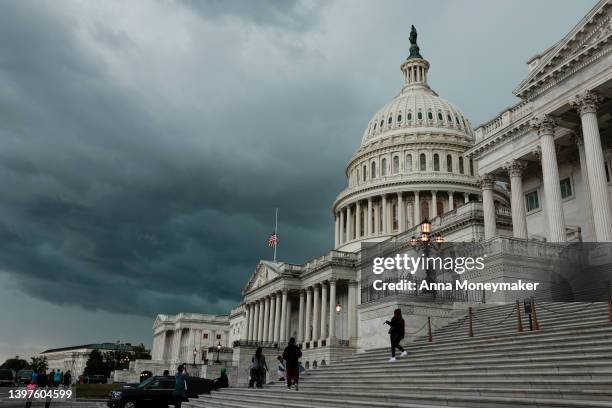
[384,308,407,362]
[248,347,268,388]
[282,337,302,391]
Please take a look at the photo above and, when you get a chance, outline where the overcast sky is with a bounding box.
[0,0,594,362]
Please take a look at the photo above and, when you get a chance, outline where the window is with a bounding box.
[407,112,412,120]
[459,157,464,174]
[371,162,376,178]
[419,153,426,171]
[381,158,387,176]
[525,190,539,212]
[388,117,392,124]
[455,117,460,124]
[417,111,423,120]
[397,114,402,122]
[427,111,433,120]
[421,201,429,221]
[436,200,444,217]
[203,333,209,339]
[560,178,572,199]
[406,154,412,172]
[446,155,452,172]
[393,156,400,174]
[216,334,221,340]
[447,114,452,122]
[363,165,367,181]
[469,159,474,176]
[438,112,443,121]
[433,154,440,171]
[380,120,383,127]
[373,122,377,130]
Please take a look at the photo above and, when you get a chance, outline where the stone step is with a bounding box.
[188,388,612,408]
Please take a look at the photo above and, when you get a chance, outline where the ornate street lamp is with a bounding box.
[409,218,444,293]
[216,342,222,363]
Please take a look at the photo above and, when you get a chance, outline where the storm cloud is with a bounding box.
[0,0,594,358]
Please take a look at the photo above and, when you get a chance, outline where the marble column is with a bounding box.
[398,192,405,232]
[531,115,566,242]
[268,295,276,342]
[414,191,421,224]
[328,279,337,344]
[430,191,437,219]
[355,201,361,239]
[249,303,256,341]
[262,297,270,343]
[280,289,288,343]
[448,191,454,211]
[480,174,496,239]
[347,205,353,241]
[257,299,265,342]
[572,133,596,241]
[367,198,373,236]
[504,160,528,239]
[320,282,328,342]
[312,284,321,343]
[274,293,281,344]
[304,287,312,343]
[339,209,345,244]
[334,215,339,247]
[297,290,305,344]
[285,296,292,341]
[571,91,612,241]
[244,304,251,341]
[348,280,358,346]
[253,302,260,343]
[381,195,387,234]
[373,200,380,234]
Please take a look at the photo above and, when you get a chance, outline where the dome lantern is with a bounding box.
[400,25,430,90]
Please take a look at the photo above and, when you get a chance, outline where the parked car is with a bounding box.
[16,369,34,385]
[84,374,108,384]
[107,375,212,408]
[0,369,16,387]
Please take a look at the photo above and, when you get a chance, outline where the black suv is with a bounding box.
[107,376,212,408]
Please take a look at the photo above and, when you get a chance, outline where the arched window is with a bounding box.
[433,154,440,171]
[363,165,367,181]
[417,111,423,120]
[419,153,426,171]
[421,201,429,221]
[427,111,433,120]
[406,154,412,172]
[397,114,402,122]
[446,155,452,172]
[373,122,377,130]
[381,158,387,176]
[392,156,400,174]
[436,200,444,217]
[380,119,384,127]
[459,157,464,174]
[388,116,392,124]
[469,159,474,176]
[437,112,443,121]
[447,113,452,122]
[407,112,412,121]
[371,162,377,178]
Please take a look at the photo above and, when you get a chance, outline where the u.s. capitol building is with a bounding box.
[149,0,612,378]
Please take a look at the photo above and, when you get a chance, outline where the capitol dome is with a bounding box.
[332,26,509,251]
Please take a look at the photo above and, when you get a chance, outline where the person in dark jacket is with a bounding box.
[173,364,188,408]
[282,337,302,391]
[384,308,407,362]
[212,367,229,391]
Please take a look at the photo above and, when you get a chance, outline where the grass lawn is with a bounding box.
[75,383,122,399]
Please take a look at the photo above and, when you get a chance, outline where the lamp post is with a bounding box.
[216,342,221,364]
[192,348,197,368]
[409,218,444,294]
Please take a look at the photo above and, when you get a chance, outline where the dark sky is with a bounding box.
[0,0,594,362]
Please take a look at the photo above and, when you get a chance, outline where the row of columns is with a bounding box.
[244,289,288,344]
[480,90,610,242]
[335,191,472,246]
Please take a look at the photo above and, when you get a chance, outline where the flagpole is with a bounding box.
[273,208,278,262]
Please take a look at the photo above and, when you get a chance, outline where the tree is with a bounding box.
[1,356,29,372]
[83,350,108,376]
[132,344,151,360]
[30,356,48,372]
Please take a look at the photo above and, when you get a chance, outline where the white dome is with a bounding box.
[361,86,474,146]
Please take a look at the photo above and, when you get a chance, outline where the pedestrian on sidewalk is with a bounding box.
[384,308,407,362]
[276,356,286,382]
[248,347,268,388]
[282,337,302,391]
[172,364,188,408]
[62,370,71,387]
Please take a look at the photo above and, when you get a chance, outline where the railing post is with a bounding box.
[531,298,539,331]
[427,317,432,343]
[516,300,523,332]
[468,307,474,337]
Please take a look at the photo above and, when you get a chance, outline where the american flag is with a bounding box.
[267,232,278,247]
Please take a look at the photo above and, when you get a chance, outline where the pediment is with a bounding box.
[243,261,281,293]
[514,0,611,98]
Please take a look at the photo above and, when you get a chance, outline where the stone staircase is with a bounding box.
[185,301,612,408]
